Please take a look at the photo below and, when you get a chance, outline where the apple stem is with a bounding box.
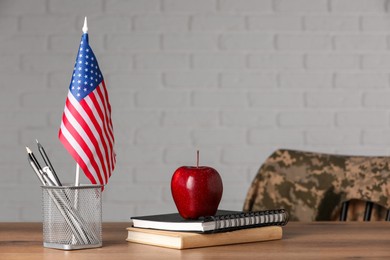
[197,150,199,168]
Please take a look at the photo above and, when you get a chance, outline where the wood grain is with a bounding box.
[1,222,389,259]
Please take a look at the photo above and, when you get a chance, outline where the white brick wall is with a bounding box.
[2,0,390,221]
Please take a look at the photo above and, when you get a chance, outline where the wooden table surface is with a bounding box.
[1,222,389,259]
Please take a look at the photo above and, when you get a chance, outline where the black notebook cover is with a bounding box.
[131,209,288,233]
[132,210,236,222]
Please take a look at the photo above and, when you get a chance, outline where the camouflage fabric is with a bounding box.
[243,149,390,221]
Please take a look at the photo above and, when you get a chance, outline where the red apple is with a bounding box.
[171,151,223,219]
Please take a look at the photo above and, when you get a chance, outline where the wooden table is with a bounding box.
[1,222,389,259]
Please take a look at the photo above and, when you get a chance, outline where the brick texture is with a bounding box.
[2,0,390,221]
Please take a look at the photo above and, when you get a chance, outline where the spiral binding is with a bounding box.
[206,209,289,233]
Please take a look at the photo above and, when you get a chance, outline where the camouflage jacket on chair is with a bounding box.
[243,149,390,221]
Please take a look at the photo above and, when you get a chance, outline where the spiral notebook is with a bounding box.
[130,209,288,233]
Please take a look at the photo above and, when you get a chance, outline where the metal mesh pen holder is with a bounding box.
[42,185,103,250]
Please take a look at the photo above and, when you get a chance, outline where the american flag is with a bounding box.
[59,32,115,187]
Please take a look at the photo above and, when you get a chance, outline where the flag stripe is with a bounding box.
[84,89,113,175]
[102,81,113,128]
[94,85,115,171]
[91,86,114,148]
[59,129,97,184]
[65,96,109,183]
[59,124,100,185]
[79,97,111,182]
[68,91,110,182]
[83,94,112,178]
[98,83,115,144]
[60,112,104,185]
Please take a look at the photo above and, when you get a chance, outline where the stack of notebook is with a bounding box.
[126,209,289,249]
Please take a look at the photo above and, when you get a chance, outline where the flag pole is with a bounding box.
[75,164,80,186]
[71,17,88,245]
[82,16,88,34]
[74,16,88,188]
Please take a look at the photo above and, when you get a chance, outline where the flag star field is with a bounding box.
[70,34,103,101]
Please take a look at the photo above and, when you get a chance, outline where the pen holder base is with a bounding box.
[42,185,103,250]
[43,242,102,250]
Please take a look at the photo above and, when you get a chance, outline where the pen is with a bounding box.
[41,169,56,186]
[26,147,45,185]
[27,145,42,171]
[26,146,56,186]
[36,139,62,186]
[43,166,60,186]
